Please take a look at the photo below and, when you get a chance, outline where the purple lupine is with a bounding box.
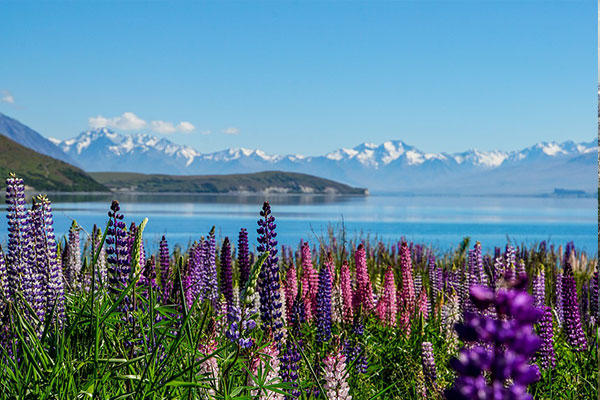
[537,305,556,369]
[316,265,332,344]
[590,270,598,323]
[290,293,306,343]
[445,280,542,400]
[65,220,82,290]
[257,201,284,341]
[504,245,516,281]
[0,248,8,305]
[555,271,563,327]
[158,235,172,302]
[105,200,129,293]
[532,269,545,309]
[237,228,251,289]
[561,247,587,351]
[473,242,487,285]
[185,240,204,307]
[344,318,367,374]
[204,227,218,304]
[23,206,46,324]
[279,339,302,398]
[220,237,234,307]
[5,174,27,301]
[421,341,437,385]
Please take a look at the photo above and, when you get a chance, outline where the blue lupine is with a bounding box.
[220,237,234,307]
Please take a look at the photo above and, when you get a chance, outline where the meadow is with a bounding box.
[0,174,597,399]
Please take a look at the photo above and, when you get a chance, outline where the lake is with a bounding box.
[0,193,597,255]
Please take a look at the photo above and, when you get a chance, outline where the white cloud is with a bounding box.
[177,121,195,133]
[89,112,196,134]
[89,112,147,130]
[1,90,15,104]
[222,127,239,135]
[150,120,177,134]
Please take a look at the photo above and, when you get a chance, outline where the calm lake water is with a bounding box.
[0,193,597,255]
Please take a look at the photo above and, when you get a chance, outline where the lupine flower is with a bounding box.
[590,270,598,323]
[516,259,526,279]
[417,287,428,321]
[344,318,367,374]
[204,227,218,304]
[445,281,542,400]
[376,265,397,327]
[290,293,306,342]
[285,264,298,324]
[504,245,516,281]
[301,242,319,321]
[249,342,284,400]
[198,340,219,398]
[158,235,172,302]
[0,248,8,305]
[555,271,563,327]
[105,200,129,293]
[92,225,108,289]
[354,244,374,312]
[64,221,82,290]
[5,174,27,302]
[331,281,343,324]
[413,273,422,300]
[220,237,234,307]
[398,241,415,332]
[279,339,302,398]
[441,289,460,355]
[237,228,251,289]
[323,352,352,400]
[316,265,332,344]
[537,305,556,369]
[561,249,587,351]
[532,269,545,308]
[257,202,284,341]
[421,341,437,384]
[340,261,354,324]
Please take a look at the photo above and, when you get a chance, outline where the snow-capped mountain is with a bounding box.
[52,128,597,194]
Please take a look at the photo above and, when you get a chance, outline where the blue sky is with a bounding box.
[0,1,596,155]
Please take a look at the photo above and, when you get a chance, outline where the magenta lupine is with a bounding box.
[301,242,319,320]
[65,221,82,290]
[316,266,332,344]
[158,235,172,302]
[285,264,298,324]
[398,241,415,331]
[532,269,545,308]
[377,265,397,327]
[340,261,354,324]
[220,237,234,307]
[257,202,284,341]
[323,352,352,400]
[237,228,251,289]
[355,244,374,312]
[561,248,587,351]
[537,305,556,369]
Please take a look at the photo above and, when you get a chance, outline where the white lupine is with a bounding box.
[323,353,352,400]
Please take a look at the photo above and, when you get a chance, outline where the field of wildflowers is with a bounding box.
[0,174,597,399]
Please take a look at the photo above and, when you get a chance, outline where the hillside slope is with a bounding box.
[0,134,109,192]
[89,171,368,194]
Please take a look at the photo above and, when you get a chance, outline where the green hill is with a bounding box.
[0,134,109,192]
[90,170,368,195]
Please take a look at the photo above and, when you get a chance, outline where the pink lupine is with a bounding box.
[198,340,219,397]
[301,242,319,320]
[285,265,298,324]
[340,261,354,324]
[379,265,398,326]
[323,353,352,400]
[248,342,284,400]
[398,241,415,315]
[355,244,374,312]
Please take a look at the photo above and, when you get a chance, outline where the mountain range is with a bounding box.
[49,128,597,194]
[0,113,595,195]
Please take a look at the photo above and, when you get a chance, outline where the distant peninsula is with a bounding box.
[89,171,368,195]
